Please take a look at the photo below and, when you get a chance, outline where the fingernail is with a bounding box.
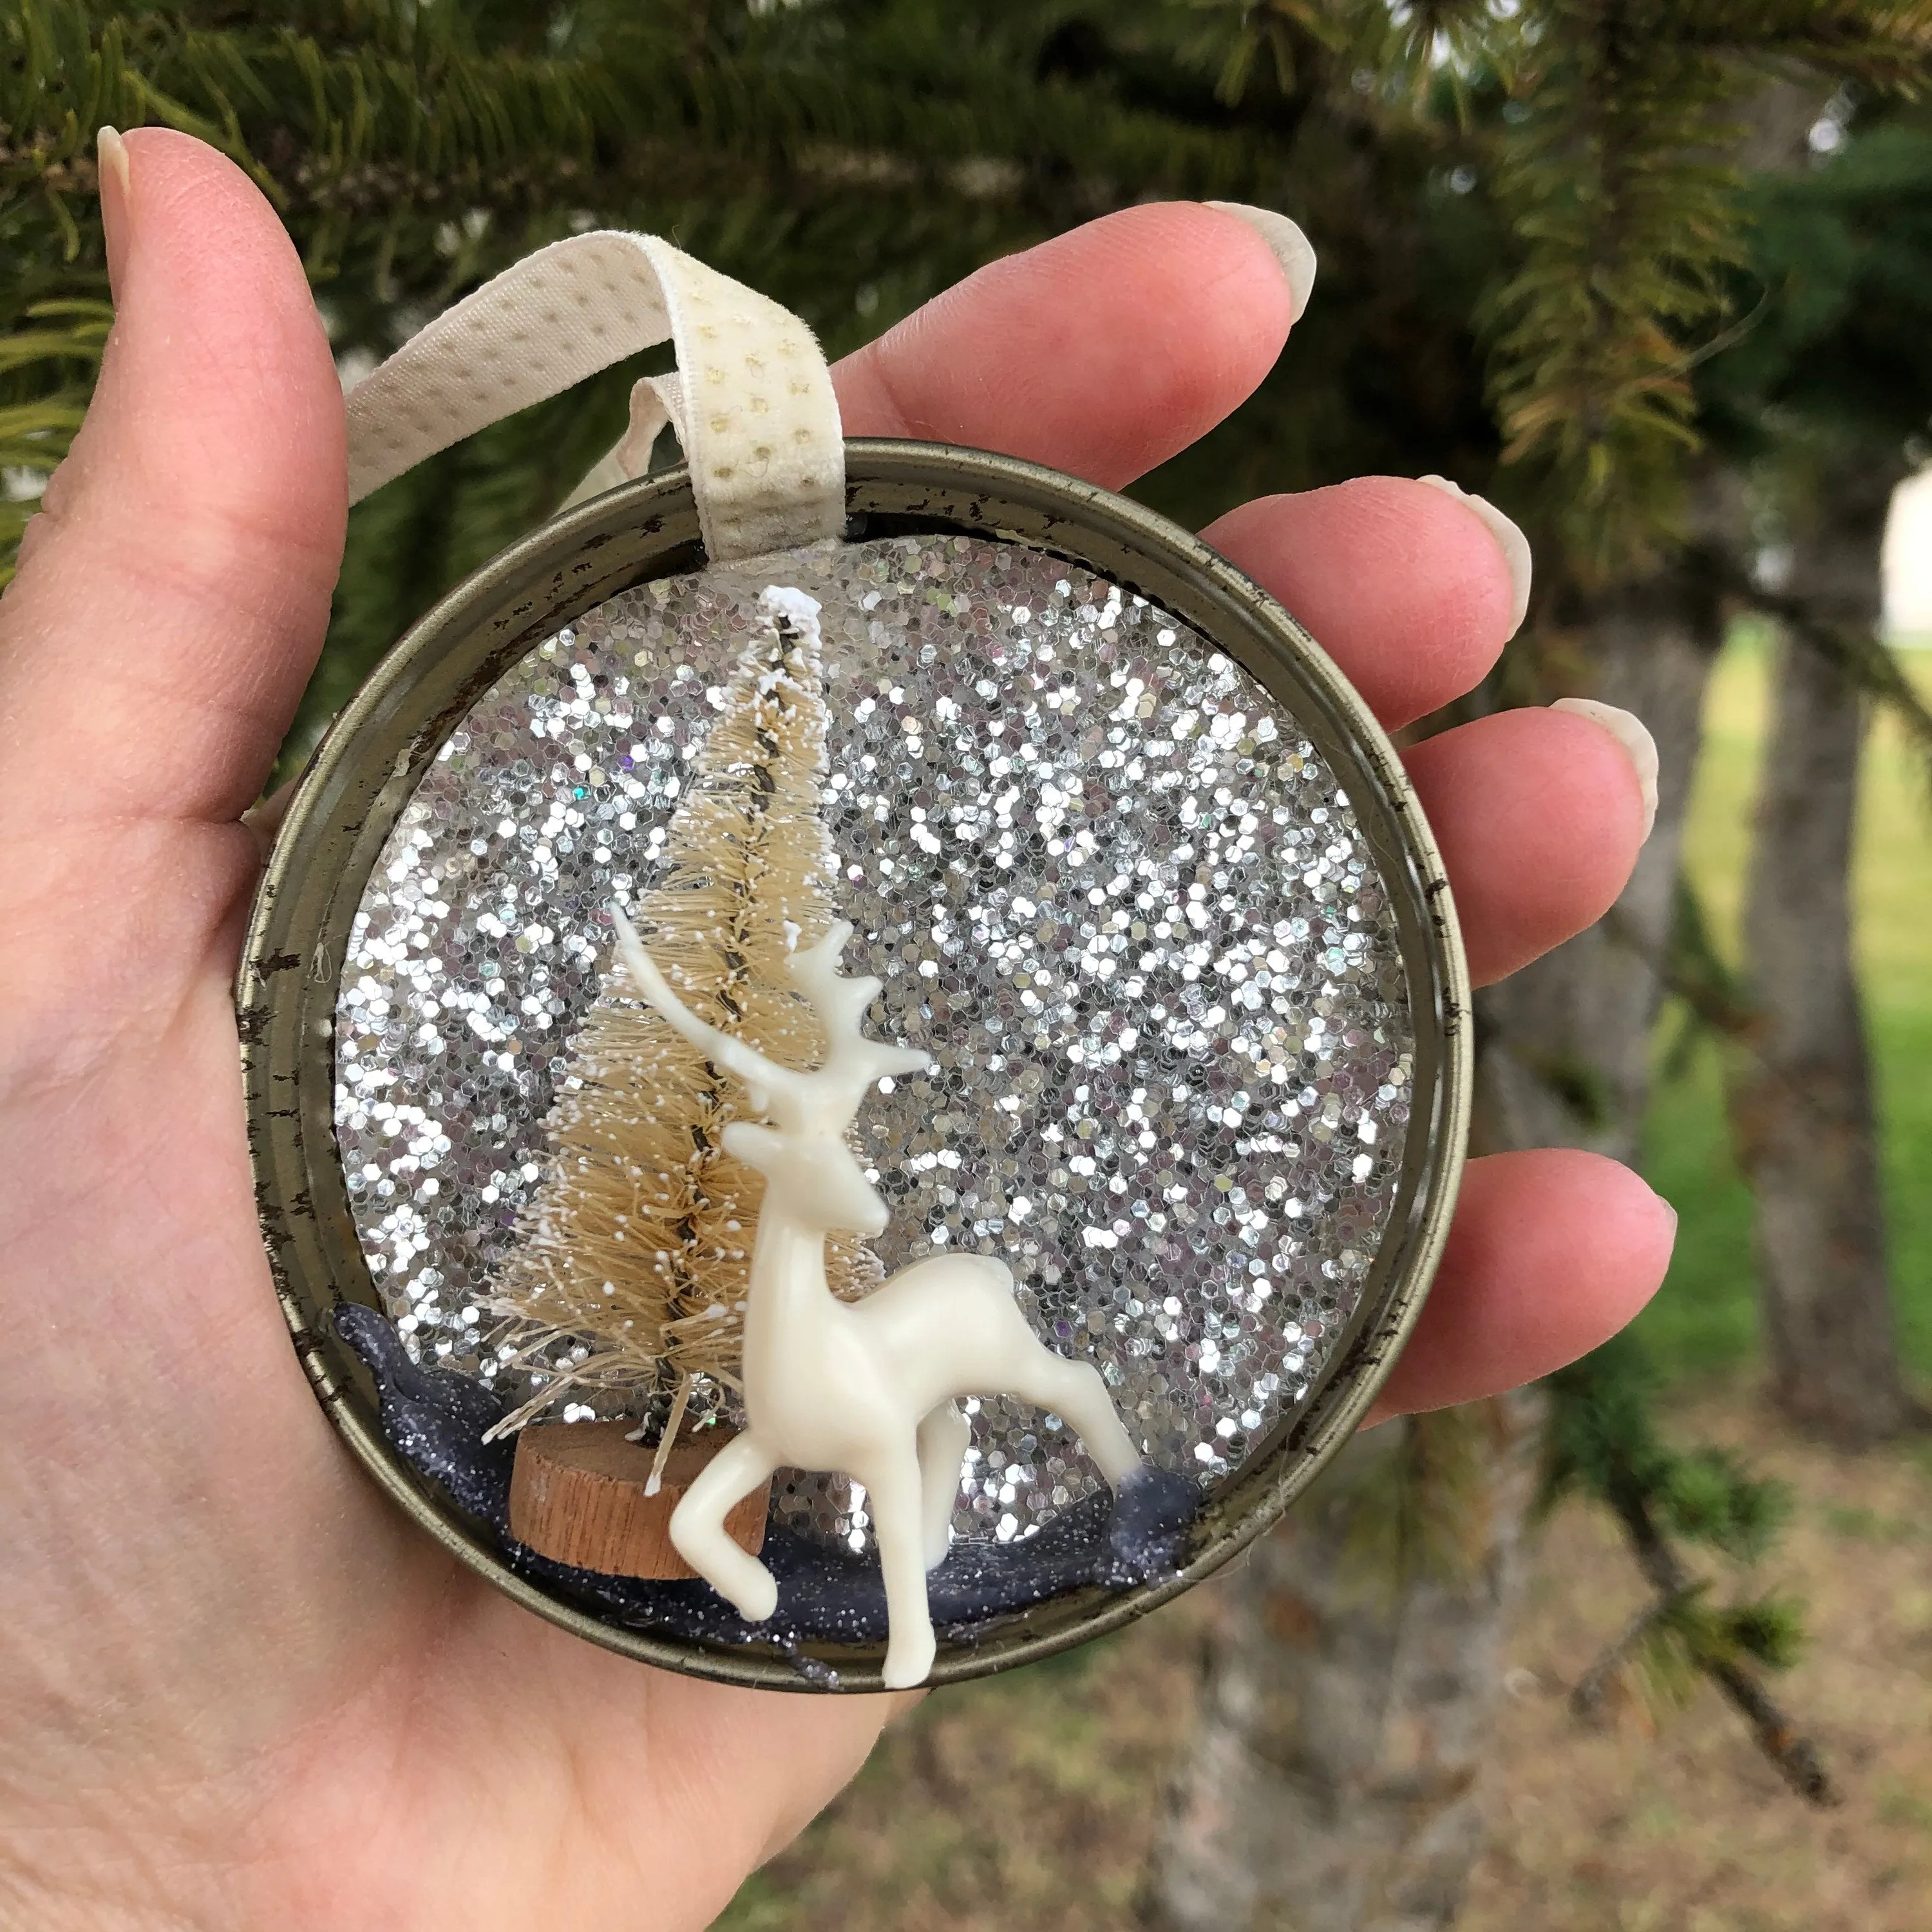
[1552,699,1660,842]
[96,126,133,285]
[1205,202,1316,324]
[1417,475,1532,636]
[97,124,130,196]
[1651,1185,1680,1243]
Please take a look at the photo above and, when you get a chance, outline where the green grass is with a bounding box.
[1634,628,1932,1384]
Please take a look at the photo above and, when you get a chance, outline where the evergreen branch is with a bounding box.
[1674,0,1932,85]
[1589,884,1756,1075]
[1340,1398,1521,1598]
[1181,0,1348,104]
[0,292,114,571]
[1484,9,1752,576]
[0,393,88,444]
[1580,1585,1806,1721]
[1658,1444,1791,1563]
[1482,0,1932,578]
[2,0,1283,600]
[1683,545,1932,791]
[1719,1592,1806,1672]
[1655,876,1757,1046]
[0,325,107,372]
[1750,587,1932,793]
[1358,0,1507,99]
[1596,1479,1833,1804]
[1569,1581,1701,1720]
[1545,1336,1831,1804]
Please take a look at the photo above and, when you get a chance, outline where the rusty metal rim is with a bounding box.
[240,441,1472,1692]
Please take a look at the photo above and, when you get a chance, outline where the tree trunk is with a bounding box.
[1145,519,1735,1931]
[1736,459,1922,1446]
[1144,1396,1544,1932]
[1477,544,1730,1162]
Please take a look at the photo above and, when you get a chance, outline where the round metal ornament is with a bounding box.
[242,247,1470,1695]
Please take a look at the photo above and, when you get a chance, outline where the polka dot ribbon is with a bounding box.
[342,232,846,563]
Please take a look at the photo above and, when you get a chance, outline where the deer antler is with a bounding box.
[788,922,931,1092]
[609,905,803,1115]
[609,907,929,1125]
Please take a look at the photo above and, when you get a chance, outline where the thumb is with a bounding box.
[0,127,346,837]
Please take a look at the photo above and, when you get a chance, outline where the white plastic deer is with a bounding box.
[611,906,1142,1687]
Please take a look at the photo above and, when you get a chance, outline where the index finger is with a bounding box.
[833,202,1303,490]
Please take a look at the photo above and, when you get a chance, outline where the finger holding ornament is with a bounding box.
[828,208,1534,748]
[0,129,345,1063]
[0,129,345,833]
[832,200,1305,489]
[824,211,1661,1009]
[1364,1150,1677,1424]
[1202,475,1530,730]
[1404,703,1657,987]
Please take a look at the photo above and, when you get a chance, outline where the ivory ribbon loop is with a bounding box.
[343,232,844,563]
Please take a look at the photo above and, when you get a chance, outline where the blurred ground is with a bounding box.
[719,1391,1932,1932]
[717,634,1932,1930]
[1460,1396,1932,1932]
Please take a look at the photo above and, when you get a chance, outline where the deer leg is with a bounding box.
[668,1434,779,1622]
[861,1450,938,1690]
[1009,1352,1142,1488]
[915,1402,971,1571]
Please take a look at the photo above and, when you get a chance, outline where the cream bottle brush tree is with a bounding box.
[486,587,882,1472]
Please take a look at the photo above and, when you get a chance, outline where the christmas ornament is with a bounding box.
[242,232,1470,1691]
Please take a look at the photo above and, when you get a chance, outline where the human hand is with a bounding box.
[0,129,1672,1930]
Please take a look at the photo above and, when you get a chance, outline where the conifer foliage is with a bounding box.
[1545,1334,1829,1803]
[1484,0,1932,575]
[488,589,880,1452]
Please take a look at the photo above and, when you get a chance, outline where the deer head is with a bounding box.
[610,905,929,1236]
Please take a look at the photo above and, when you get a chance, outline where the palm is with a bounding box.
[0,133,1674,1931]
[2,949,851,1924]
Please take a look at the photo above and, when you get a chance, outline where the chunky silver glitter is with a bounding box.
[335,535,1414,1549]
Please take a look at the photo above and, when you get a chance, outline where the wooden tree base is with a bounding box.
[509,1421,768,1580]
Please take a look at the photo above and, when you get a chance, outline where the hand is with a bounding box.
[0,131,1673,1929]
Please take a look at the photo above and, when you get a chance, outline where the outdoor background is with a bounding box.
[6,5,1932,1928]
[713,578,1932,1932]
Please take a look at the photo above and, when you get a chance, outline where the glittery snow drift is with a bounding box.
[334,1301,1196,1686]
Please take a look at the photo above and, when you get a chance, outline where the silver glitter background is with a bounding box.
[335,534,1415,1548]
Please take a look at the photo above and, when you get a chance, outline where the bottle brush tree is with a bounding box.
[486,588,881,1470]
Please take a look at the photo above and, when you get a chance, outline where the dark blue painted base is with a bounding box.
[332,1303,1199,1686]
